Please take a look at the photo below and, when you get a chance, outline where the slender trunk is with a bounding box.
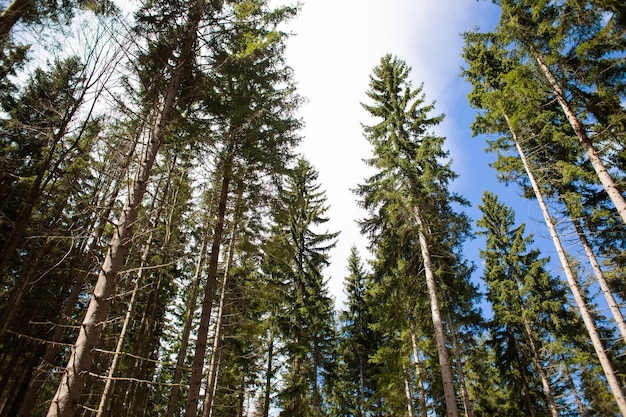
[445,310,473,417]
[262,331,274,417]
[201,224,238,417]
[412,204,459,417]
[511,328,537,417]
[185,147,234,417]
[0,0,32,39]
[534,53,626,225]
[505,114,626,415]
[409,319,427,417]
[237,364,247,417]
[165,226,209,417]
[207,349,223,417]
[312,344,321,416]
[403,366,415,417]
[520,316,559,417]
[571,216,626,346]
[45,3,203,415]
[561,354,587,417]
[359,355,366,417]
[97,164,171,417]
[96,228,154,417]
[16,176,123,417]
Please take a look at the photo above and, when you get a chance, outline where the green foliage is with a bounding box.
[262,158,338,417]
[356,54,474,416]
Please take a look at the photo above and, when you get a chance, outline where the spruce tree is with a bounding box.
[263,158,338,417]
[357,54,473,417]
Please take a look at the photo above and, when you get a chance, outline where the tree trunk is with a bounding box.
[520,316,559,417]
[505,113,626,415]
[185,145,234,417]
[45,2,204,415]
[571,216,626,346]
[409,318,427,417]
[312,343,321,416]
[561,354,587,417]
[412,203,459,417]
[0,0,32,40]
[165,221,210,417]
[201,223,238,417]
[96,228,154,417]
[534,53,626,226]
[445,310,473,417]
[403,366,415,417]
[16,174,124,417]
[359,354,366,417]
[510,328,537,417]
[262,330,274,417]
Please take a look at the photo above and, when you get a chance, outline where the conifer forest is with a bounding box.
[0,0,625,416]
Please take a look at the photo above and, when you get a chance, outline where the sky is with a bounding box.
[275,0,554,308]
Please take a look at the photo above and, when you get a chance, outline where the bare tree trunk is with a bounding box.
[0,0,32,40]
[403,366,415,417]
[505,113,626,415]
[312,344,321,416]
[185,145,234,417]
[445,310,473,417]
[561,354,587,417]
[412,203,459,417]
[207,348,223,417]
[262,330,274,417]
[409,318,427,417]
[571,216,626,346]
[521,317,559,417]
[165,221,210,417]
[45,3,204,415]
[96,228,154,417]
[16,172,125,417]
[359,355,366,417]
[201,223,238,417]
[97,161,174,417]
[534,53,626,225]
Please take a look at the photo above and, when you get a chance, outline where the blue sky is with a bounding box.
[277,0,555,307]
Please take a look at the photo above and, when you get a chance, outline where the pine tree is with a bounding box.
[478,192,569,416]
[333,247,381,416]
[263,158,338,417]
[462,30,626,414]
[357,54,473,417]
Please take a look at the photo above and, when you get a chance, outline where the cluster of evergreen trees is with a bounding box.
[0,0,623,416]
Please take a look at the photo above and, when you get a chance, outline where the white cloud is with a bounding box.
[276,0,502,308]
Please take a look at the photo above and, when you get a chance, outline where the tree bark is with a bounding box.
[201,222,238,417]
[96,228,154,417]
[359,354,366,417]
[534,53,626,226]
[262,330,274,417]
[571,216,626,346]
[0,0,33,40]
[445,310,473,417]
[505,113,626,415]
[409,318,427,417]
[412,203,459,417]
[561,354,587,417]
[45,2,204,415]
[165,221,210,417]
[404,367,416,417]
[521,316,559,417]
[185,144,234,417]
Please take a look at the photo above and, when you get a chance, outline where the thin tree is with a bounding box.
[358,54,472,417]
[45,1,207,415]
